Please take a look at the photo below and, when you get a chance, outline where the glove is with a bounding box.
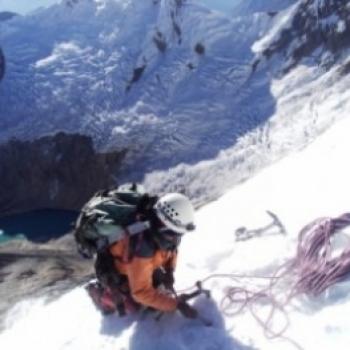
[177,299,198,319]
[152,268,175,290]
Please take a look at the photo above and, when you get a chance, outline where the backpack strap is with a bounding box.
[106,221,151,247]
[122,232,131,263]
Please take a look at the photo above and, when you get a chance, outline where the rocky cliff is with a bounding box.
[0,132,126,216]
[0,234,93,331]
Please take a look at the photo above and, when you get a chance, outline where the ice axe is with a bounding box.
[178,281,211,302]
[172,281,213,327]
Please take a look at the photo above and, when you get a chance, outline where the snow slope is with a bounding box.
[144,50,350,206]
[2,93,350,350]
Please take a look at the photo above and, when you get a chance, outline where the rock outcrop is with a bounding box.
[0,234,93,331]
[0,132,126,216]
[258,0,350,73]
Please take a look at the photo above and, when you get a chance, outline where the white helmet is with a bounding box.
[154,193,195,234]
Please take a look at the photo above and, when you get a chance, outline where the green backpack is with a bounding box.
[74,184,151,259]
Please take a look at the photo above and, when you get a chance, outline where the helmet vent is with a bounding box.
[154,193,195,234]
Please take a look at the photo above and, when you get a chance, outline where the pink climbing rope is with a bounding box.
[180,213,350,349]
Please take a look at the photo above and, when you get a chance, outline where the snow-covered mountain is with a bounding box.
[1,0,347,187]
[253,0,350,73]
[144,0,350,204]
[0,0,349,203]
[0,0,272,175]
[1,91,350,350]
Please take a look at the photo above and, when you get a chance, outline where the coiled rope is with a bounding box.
[180,213,350,349]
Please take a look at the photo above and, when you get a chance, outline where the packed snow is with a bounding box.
[1,100,350,350]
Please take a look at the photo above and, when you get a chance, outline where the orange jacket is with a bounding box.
[109,237,178,312]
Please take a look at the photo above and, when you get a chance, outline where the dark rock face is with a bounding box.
[0,132,126,216]
[194,42,205,55]
[0,234,93,331]
[259,0,350,73]
[126,64,147,92]
[153,31,167,52]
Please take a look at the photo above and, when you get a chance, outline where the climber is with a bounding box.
[82,186,198,319]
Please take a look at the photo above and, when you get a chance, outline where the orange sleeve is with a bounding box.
[126,257,178,312]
